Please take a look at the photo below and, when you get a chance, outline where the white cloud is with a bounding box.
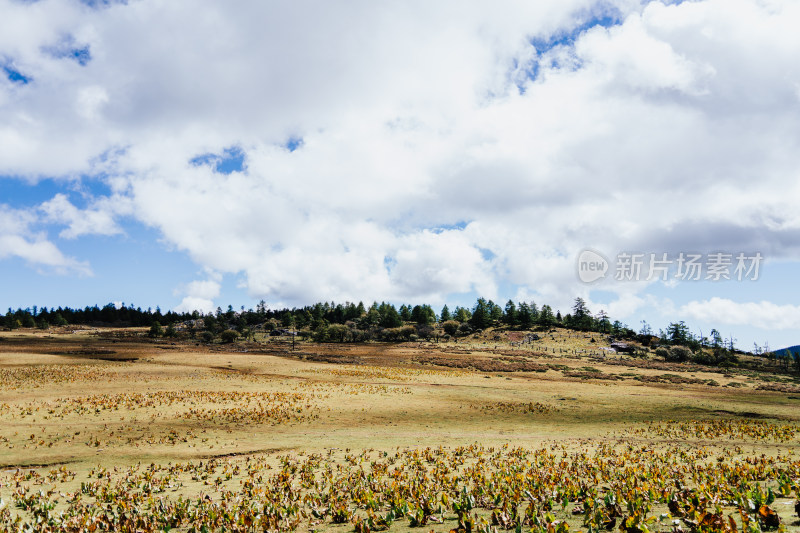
[1,0,800,315]
[173,275,221,314]
[174,297,216,315]
[575,13,715,95]
[0,205,91,275]
[76,85,109,122]
[680,297,800,330]
[183,279,221,301]
[39,193,123,239]
[591,293,647,322]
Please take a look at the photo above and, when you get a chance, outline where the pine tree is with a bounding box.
[517,302,533,329]
[380,304,402,328]
[504,300,518,326]
[470,298,491,329]
[572,297,592,331]
[538,305,554,327]
[454,306,471,323]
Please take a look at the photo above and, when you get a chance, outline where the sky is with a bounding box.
[1,0,799,351]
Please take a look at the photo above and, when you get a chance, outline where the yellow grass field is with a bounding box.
[1,328,799,532]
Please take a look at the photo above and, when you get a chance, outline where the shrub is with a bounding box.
[327,324,350,342]
[691,351,714,365]
[200,331,215,343]
[220,329,239,343]
[667,346,691,362]
[442,320,460,336]
[416,325,434,339]
[379,325,416,342]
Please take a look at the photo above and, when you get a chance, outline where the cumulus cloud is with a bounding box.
[0,205,91,275]
[1,0,800,315]
[40,193,123,239]
[173,277,221,314]
[591,292,648,322]
[680,297,800,330]
[174,296,216,315]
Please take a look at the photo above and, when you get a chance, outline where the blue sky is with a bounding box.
[2,0,800,351]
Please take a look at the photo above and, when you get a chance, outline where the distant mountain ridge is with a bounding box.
[774,345,800,357]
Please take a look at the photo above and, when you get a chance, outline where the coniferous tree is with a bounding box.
[538,305,554,327]
[379,303,402,328]
[504,300,518,326]
[596,310,610,333]
[572,297,592,331]
[667,321,690,345]
[517,302,533,329]
[470,298,491,329]
[149,321,163,337]
[411,304,435,325]
[454,306,471,323]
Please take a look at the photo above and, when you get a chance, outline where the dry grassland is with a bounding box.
[0,329,798,531]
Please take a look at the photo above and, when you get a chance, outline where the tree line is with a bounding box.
[2,298,632,338]
[0,298,721,342]
[1,298,762,365]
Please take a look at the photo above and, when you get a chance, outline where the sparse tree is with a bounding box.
[596,310,610,333]
[572,298,592,331]
[727,334,736,353]
[148,321,163,338]
[667,321,690,345]
[710,329,722,349]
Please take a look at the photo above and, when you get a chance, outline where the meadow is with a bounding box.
[0,328,798,532]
